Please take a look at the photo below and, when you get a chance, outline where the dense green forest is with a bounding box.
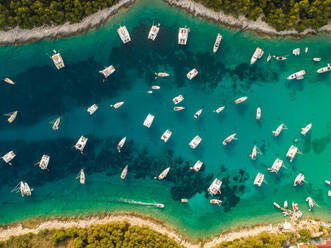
[194,0,331,32]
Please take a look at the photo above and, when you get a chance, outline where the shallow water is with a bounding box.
[0,0,330,239]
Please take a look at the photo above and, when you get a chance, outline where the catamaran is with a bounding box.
[117,25,131,44]
[158,167,170,180]
[190,160,203,172]
[268,158,283,173]
[234,96,247,104]
[148,23,160,40]
[272,123,287,137]
[87,104,98,115]
[256,107,261,121]
[293,173,305,186]
[313,57,321,62]
[178,26,190,45]
[213,33,222,53]
[36,155,50,170]
[287,70,306,80]
[99,65,115,78]
[305,197,315,211]
[117,136,127,152]
[110,101,124,109]
[317,64,331,73]
[1,151,16,165]
[210,199,222,206]
[187,68,198,80]
[143,113,154,128]
[189,135,202,149]
[301,123,312,136]
[155,72,169,78]
[161,130,172,143]
[286,145,299,163]
[214,106,225,113]
[222,133,237,145]
[208,178,222,195]
[4,111,18,123]
[254,172,265,187]
[74,136,88,154]
[3,78,15,85]
[194,109,203,119]
[51,117,61,130]
[174,106,185,111]
[250,47,264,65]
[12,181,32,197]
[51,50,65,69]
[275,56,287,61]
[267,53,271,62]
[77,169,85,184]
[121,165,128,179]
[292,48,300,56]
[250,145,262,160]
[172,95,184,104]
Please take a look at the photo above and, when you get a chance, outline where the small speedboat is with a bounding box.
[301,123,312,136]
[189,135,202,149]
[222,133,237,145]
[272,123,287,137]
[250,47,264,65]
[187,68,198,80]
[214,106,225,113]
[121,165,128,179]
[213,33,222,53]
[275,56,287,61]
[117,136,127,152]
[4,111,18,123]
[256,107,261,121]
[210,199,222,206]
[234,96,247,104]
[151,86,160,90]
[172,95,184,104]
[194,109,203,119]
[110,101,125,109]
[174,106,185,111]
[158,167,170,180]
[317,64,331,73]
[313,58,321,62]
[3,78,15,85]
[181,199,188,203]
[155,72,170,77]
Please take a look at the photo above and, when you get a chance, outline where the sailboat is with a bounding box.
[3,78,15,85]
[256,107,261,121]
[51,117,61,130]
[157,167,170,180]
[213,33,222,53]
[117,137,127,152]
[194,109,203,119]
[267,53,271,62]
[4,111,18,123]
[222,133,237,145]
[250,145,262,160]
[214,106,225,114]
[234,96,247,104]
[272,123,287,137]
[77,169,85,184]
[121,165,128,179]
[1,151,16,165]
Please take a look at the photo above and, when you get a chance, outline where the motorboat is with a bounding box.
[117,25,131,44]
[99,65,115,78]
[256,107,261,121]
[222,133,237,145]
[317,64,331,73]
[214,106,225,113]
[187,68,198,80]
[254,172,265,187]
[268,158,283,173]
[158,167,170,180]
[181,199,188,203]
[313,57,321,62]
[190,160,203,172]
[189,135,202,149]
[155,72,169,77]
[151,86,160,90]
[4,111,18,123]
[305,47,308,53]
[174,106,185,111]
[1,151,16,165]
[121,165,128,179]
[51,117,61,130]
[275,56,287,61]
[74,136,88,154]
[208,178,222,195]
[143,113,155,128]
[234,96,247,104]
[250,47,264,65]
[147,90,153,94]
[77,169,85,184]
[161,130,172,143]
[287,70,306,80]
[87,104,98,115]
[213,33,222,53]
[148,23,160,40]
[293,173,305,186]
[286,145,299,163]
[110,101,125,109]
[325,180,331,185]
[272,123,287,137]
[155,203,165,208]
[329,190,331,197]
[36,155,50,170]
[210,199,222,206]
[172,95,184,104]
[3,78,15,85]
[250,145,262,160]
[301,123,312,136]
[178,26,190,45]
[305,197,315,211]
[117,136,127,152]
[194,109,203,119]
[292,48,300,56]
[51,50,65,69]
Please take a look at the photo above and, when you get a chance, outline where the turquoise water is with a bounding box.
[0,0,330,239]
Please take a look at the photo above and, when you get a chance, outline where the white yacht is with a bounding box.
[292,48,300,56]
[210,199,222,206]
[213,33,222,53]
[272,123,287,137]
[187,68,198,80]
[234,96,247,104]
[275,56,287,61]
[178,26,190,45]
[110,101,125,109]
[74,136,88,154]
[51,50,65,69]
[214,106,225,113]
[190,160,203,172]
[250,145,262,160]
[158,167,170,180]
[161,130,172,143]
[189,135,202,149]
[305,197,315,211]
[194,109,203,119]
[208,178,222,195]
[250,47,264,65]
[268,158,283,173]
[286,145,299,163]
[317,64,331,73]
[152,86,160,90]
[99,65,115,78]
[155,72,170,77]
[3,78,15,85]
[117,25,131,44]
[36,155,50,170]
[301,123,312,136]
[121,165,128,179]
[254,172,265,187]
[1,151,16,165]
[117,136,127,152]
[287,70,306,80]
[172,95,184,104]
[313,57,321,62]
[148,23,160,40]
[174,106,185,111]
[87,104,98,115]
[51,117,61,130]
[256,107,261,121]
[4,111,18,123]
[222,133,237,145]
[293,173,305,186]
[77,169,85,184]
[143,113,155,128]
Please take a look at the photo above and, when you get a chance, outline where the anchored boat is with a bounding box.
[148,23,160,40]
[158,167,170,180]
[272,123,287,137]
[77,169,85,184]
[87,104,98,115]
[250,145,262,160]
[222,133,237,145]
[254,172,265,187]
[286,145,300,163]
[189,135,202,149]
[110,101,124,109]
[305,197,315,211]
[36,155,50,170]
[117,25,131,44]
[155,72,169,78]
[214,106,225,113]
[268,158,284,173]
[213,33,222,53]
[210,199,222,206]
[208,178,222,195]
[99,65,115,78]
[1,151,16,165]
[313,57,321,62]
[178,26,190,45]
[287,70,306,80]
[187,68,198,80]
[194,108,203,119]
[51,117,61,130]
[190,160,203,172]
[292,48,300,56]
[74,136,88,154]
[256,107,261,121]
[143,113,155,128]
[3,78,15,85]
[117,136,127,152]
[4,111,18,123]
[301,123,312,136]
[121,165,128,179]
[12,181,32,197]
[234,96,247,104]
[161,130,172,143]
[250,47,264,64]
[51,50,65,69]
[172,95,184,104]
[275,56,287,61]
[293,173,305,186]
[317,64,331,73]
[174,106,185,111]
[267,53,271,62]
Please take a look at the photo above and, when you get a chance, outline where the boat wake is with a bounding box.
[118,198,164,208]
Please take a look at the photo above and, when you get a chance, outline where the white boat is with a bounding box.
[87,104,98,115]
[155,203,165,208]
[51,50,65,69]
[147,90,153,94]
[190,160,203,172]
[272,123,287,137]
[268,158,283,173]
[187,68,198,80]
[36,155,50,170]
[151,86,160,90]
[22,182,32,197]
[77,169,85,184]
[317,64,331,73]
[222,133,237,145]
[174,106,185,111]
[213,33,222,53]
[121,165,128,179]
[110,101,125,109]
[1,151,16,165]
[178,26,190,45]
[296,210,303,219]
[256,107,261,121]
[194,109,203,119]
[328,190,331,197]
[99,65,115,78]
[189,135,202,149]
[210,199,222,206]
[155,72,169,77]
[287,70,306,80]
[117,136,127,152]
[292,48,300,56]
[234,96,247,104]
[117,25,131,44]
[250,145,262,160]
[4,111,18,123]
[267,53,271,62]
[161,130,172,143]
[148,23,160,40]
[51,117,61,130]
[208,178,222,195]
[286,145,299,163]
[301,123,312,136]
[293,173,305,186]
[254,172,265,187]
[275,56,287,61]
[172,95,184,104]
[250,47,264,65]
[74,136,88,154]
[3,78,15,85]
[305,197,314,211]
[273,202,280,208]
[313,57,321,62]
[158,167,170,180]
[214,106,225,113]
[181,199,188,203]
[284,201,288,209]
[325,180,331,185]
[305,47,308,53]
[143,113,155,128]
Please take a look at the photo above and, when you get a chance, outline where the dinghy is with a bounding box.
[313,58,321,62]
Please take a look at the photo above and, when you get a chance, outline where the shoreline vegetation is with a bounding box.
[0,212,330,248]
